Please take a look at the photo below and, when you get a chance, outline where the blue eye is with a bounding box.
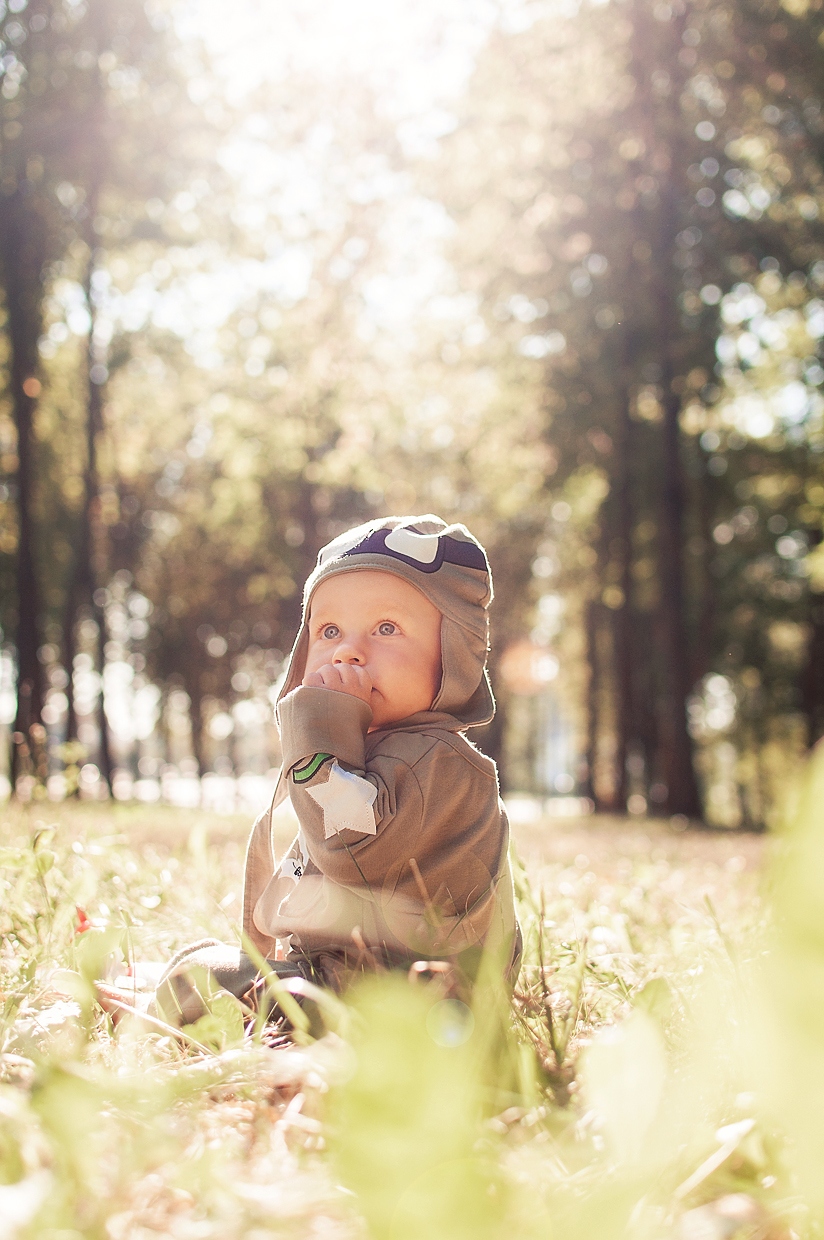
[322,625,340,640]
[378,622,396,636]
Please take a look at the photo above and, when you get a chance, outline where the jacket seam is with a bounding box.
[414,730,497,777]
[366,730,495,779]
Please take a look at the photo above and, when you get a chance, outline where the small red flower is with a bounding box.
[75,906,92,935]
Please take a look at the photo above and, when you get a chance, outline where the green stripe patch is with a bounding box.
[292,753,333,784]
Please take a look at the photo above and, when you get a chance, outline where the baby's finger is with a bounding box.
[302,663,371,699]
[339,664,372,695]
[303,664,340,689]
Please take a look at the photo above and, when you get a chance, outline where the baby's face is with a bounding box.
[303,570,442,729]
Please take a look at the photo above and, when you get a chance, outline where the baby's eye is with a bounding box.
[377,622,397,636]
[321,624,341,640]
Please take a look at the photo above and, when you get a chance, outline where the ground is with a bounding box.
[0,801,800,1240]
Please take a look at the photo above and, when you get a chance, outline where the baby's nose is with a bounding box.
[332,640,364,664]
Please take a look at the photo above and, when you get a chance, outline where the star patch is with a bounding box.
[305,761,378,839]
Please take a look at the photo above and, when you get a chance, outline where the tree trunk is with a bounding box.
[63,587,78,745]
[629,0,703,819]
[693,458,717,690]
[656,381,702,816]
[86,352,114,794]
[612,391,635,812]
[183,656,206,775]
[583,599,600,804]
[1,184,46,788]
[802,586,824,749]
[81,240,114,794]
[62,178,114,794]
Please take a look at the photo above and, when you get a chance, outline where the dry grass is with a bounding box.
[0,798,791,1240]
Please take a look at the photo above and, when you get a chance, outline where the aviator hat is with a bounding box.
[277,514,495,728]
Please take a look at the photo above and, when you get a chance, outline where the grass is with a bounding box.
[0,780,819,1240]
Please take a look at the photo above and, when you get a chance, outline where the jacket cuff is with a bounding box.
[277,684,371,772]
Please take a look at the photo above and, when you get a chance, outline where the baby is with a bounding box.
[243,514,520,989]
[151,515,519,1025]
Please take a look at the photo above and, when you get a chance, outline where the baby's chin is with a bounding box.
[368,696,412,732]
[367,695,392,731]
[368,700,435,731]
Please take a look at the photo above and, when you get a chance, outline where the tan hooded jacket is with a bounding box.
[242,515,518,973]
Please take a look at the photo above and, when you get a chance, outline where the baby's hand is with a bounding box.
[303,663,373,705]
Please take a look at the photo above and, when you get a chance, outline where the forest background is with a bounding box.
[1,0,823,829]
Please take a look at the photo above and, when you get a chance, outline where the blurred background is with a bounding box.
[1,0,822,829]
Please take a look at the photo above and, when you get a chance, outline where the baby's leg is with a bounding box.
[153,941,309,1027]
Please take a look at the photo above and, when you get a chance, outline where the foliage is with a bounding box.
[433,0,824,820]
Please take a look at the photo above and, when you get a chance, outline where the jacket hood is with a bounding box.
[276,514,495,728]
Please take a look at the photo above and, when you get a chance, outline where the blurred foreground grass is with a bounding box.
[1,769,821,1239]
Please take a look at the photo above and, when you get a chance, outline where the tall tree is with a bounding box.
[431,0,824,821]
[0,0,219,790]
[0,0,79,779]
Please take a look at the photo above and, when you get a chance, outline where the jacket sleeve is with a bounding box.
[277,685,427,878]
[276,685,495,915]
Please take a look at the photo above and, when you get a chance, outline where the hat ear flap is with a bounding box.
[432,617,495,725]
[446,669,495,728]
[279,627,310,703]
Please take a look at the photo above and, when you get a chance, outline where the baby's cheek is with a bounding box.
[303,647,324,675]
